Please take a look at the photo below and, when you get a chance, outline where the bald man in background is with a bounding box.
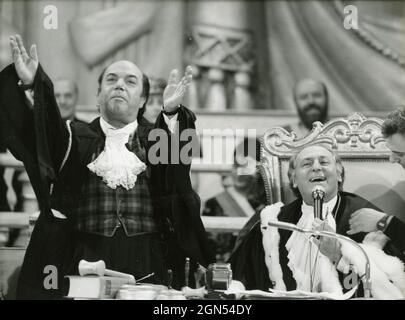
[54,78,86,123]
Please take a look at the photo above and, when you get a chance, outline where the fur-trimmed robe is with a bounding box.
[229,192,405,297]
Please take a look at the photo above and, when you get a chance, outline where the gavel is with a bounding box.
[78,260,136,284]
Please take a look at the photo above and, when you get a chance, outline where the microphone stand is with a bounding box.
[267,220,372,298]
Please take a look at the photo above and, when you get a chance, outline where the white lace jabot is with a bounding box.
[87,118,146,190]
[285,196,343,293]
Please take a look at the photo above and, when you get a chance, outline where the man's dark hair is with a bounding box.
[97,66,150,121]
[287,144,345,199]
[381,107,405,138]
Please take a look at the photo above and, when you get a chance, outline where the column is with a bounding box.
[187,1,256,111]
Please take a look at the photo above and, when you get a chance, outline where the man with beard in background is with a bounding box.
[233,78,329,186]
[284,79,329,139]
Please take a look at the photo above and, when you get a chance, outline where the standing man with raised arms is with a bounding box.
[0,34,214,299]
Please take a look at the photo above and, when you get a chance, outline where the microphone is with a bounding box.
[312,185,325,220]
[267,220,372,298]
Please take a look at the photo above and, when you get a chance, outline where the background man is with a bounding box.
[53,78,85,123]
[284,78,329,138]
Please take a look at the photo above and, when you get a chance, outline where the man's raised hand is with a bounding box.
[163,66,193,112]
[9,34,38,85]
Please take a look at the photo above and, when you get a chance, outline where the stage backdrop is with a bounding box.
[1,1,404,112]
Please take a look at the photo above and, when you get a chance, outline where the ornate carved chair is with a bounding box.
[260,113,405,221]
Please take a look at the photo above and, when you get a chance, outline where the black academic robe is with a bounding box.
[228,191,404,291]
[384,216,405,254]
[0,64,214,299]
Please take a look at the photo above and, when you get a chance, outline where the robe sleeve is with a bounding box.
[29,64,69,186]
[0,63,69,194]
[385,216,405,255]
[228,221,272,291]
[148,105,215,287]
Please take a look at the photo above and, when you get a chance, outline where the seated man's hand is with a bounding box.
[312,219,342,264]
[347,208,387,235]
[163,66,193,112]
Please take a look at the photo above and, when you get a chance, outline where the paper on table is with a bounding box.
[267,286,358,300]
[225,285,358,300]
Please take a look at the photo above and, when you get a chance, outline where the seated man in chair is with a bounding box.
[229,144,405,298]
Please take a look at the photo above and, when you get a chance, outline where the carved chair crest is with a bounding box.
[260,113,391,205]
